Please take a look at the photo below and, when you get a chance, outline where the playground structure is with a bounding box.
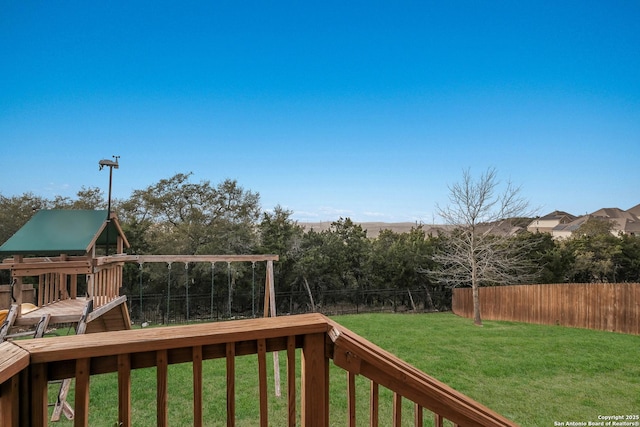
[0,210,132,339]
[0,209,279,421]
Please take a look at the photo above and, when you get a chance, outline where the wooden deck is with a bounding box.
[0,314,520,427]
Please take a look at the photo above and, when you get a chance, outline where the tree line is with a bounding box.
[1,172,639,318]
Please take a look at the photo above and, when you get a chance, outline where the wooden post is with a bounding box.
[263,272,270,317]
[13,278,23,318]
[301,333,328,427]
[31,363,48,427]
[70,275,77,300]
[87,274,94,300]
[74,358,91,427]
[38,275,44,307]
[0,374,19,427]
[11,257,23,318]
[118,354,131,427]
[264,260,281,396]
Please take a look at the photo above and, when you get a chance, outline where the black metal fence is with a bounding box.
[125,287,452,325]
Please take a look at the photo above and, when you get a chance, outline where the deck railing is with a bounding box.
[0,313,518,427]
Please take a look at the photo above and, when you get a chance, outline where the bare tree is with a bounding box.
[431,168,538,326]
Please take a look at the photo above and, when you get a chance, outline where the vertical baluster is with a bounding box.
[46,273,52,305]
[102,269,108,304]
[347,371,356,427]
[193,346,203,427]
[87,274,93,300]
[38,274,44,307]
[95,272,101,307]
[393,393,402,427]
[60,274,69,299]
[75,358,91,427]
[434,413,444,427]
[226,342,236,427]
[156,350,168,427]
[117,265,123,300]
[118,354,131,427]
[287,335,296,427]
[370,381,379,427]
[414,404,423,427]
[257,339,268,427]
[53,273,59,302]
[102,269,107,304]
[70,274,77,300]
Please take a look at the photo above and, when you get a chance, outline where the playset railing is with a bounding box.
[2,255,123,310]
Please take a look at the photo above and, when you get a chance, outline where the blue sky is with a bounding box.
[1,1,639,222]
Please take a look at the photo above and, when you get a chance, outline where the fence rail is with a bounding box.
[452,283,640,335]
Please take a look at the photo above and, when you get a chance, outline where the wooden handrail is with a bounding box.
[328,319,519,427]
[0,314,518,427]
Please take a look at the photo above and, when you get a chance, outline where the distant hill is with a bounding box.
[298,221,454,238]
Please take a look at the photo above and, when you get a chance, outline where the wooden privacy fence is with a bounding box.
[453,283,640,335]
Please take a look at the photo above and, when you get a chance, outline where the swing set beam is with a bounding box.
[95,254,279,266]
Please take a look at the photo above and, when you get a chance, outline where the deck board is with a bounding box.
[14,299,90,326]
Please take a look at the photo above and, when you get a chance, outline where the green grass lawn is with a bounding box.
[50,313,640,426]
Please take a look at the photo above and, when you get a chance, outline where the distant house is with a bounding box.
[527,211,576,234]
[551,215,591,239]
[550,206,640,239]
[626,203,640,218]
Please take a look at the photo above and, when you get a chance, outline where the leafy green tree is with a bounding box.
[50,186,106,210]
[537,236,574,283]
[293,218,370,309]
[370,226,444,310]
[328,218,371,291]
[119,173,260,255]
[511,231,570,284]
[117,174,261,301]
[565,218,623,282]
[0,193,48,246]
[257,205,305,311]
[369,227,427,289]
[616,234,640,282]
[296,229,335,310]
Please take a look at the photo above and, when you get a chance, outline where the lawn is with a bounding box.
[50,313,640,426]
